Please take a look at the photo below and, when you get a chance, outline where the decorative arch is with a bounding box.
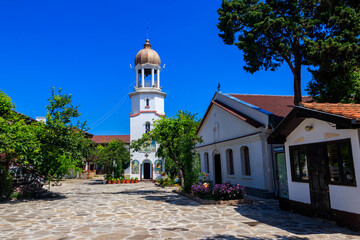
[226,148,234,175]
[213,149,222,184]
[145,122,151,133]
[204,152,209,173]
[145,98,150,107]
[241,146,251,176]
[142,159,153,179]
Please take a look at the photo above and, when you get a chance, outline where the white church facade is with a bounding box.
[128,39,165,181]
[195,92,311,198]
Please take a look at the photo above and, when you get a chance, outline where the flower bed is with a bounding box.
[156,176,180,187]
[190,182,245,201]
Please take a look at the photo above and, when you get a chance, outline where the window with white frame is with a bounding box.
[241,146,251,176]
[145,122,151,133]
[226,149,234,175]
[204,152,209,173]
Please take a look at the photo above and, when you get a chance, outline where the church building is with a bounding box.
[128,39,166,181]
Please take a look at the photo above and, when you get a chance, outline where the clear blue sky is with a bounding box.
[0,0,312,135]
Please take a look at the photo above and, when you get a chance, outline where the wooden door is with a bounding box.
[214,154,222,184]
[144,163,151,179]
[308,144,331,219]
[275,152,289,199]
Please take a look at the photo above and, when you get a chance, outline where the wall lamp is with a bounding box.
[305,125,313,131]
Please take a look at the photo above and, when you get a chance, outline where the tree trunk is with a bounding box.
[293,63,302,106]
[293,44,302,106]
[169,150,184,187]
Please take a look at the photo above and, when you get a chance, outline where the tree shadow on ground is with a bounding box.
[201,234,309,240]
[234,200,358,236]
[0,192,66,205]
[115,189,201,206]
[84,179,105,185]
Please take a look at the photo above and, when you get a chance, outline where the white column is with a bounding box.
[141,68,145,87]
[157,69,160,88]
[151,68,154,87]
[136,69,139,88]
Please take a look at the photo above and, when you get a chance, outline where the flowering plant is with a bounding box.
[199,172,209,183]
[190,182,245,201]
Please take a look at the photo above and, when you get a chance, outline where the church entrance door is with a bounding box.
[144,162,151,179]
[214,154,222,184]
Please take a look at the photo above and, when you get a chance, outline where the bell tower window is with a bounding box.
[138,70,142,87]
[145,122,151,133]
[145,98,150,108]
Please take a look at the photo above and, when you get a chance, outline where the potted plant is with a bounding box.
[116,178,120,184]
[120,177,125,183]
[130,177,134,183]
[125,177,130,184]
[111,177,115,184]
[107,176,111,184]
[135,177,138,183]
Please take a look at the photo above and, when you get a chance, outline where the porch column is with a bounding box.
[140,164,143,181]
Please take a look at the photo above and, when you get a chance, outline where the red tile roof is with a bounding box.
[91,135,130,144]
[301,102,360,120]
[229,94,312,118]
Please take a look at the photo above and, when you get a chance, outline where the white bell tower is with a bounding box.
[129,38,166,181]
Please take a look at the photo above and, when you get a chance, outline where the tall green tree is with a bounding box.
[0,90,41,171]
[306,67,360,103]
[217,0,360,105]
[35,88,92,187]
[131,111,202,192]
[94,139,130,179]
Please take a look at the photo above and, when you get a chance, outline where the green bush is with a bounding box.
[0,166,13,200]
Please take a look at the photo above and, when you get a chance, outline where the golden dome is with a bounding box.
[135,39,161,66]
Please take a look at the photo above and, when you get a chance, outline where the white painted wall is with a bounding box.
[128,87,166,180]
[199,104,260,146]
[196,96,273,192]
[285,118,360,213]
[130,90,165,115]
[197,134,271,191]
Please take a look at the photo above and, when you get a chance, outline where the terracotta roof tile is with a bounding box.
[91,135,130,144]
[229,94,312,118]
[301,102,360,120]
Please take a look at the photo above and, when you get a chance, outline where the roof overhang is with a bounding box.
[268,106,360,144]
[196,96,264,135]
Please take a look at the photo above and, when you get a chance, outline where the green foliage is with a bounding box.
[94,139,130,179]
[131,110,202,193]
[156,176,177,187]
[0,166,13,200]
[217,0,360,105]
[34,88,92,185]
[0,90,15,116]
[307,67,360,103]
[0,90,41,171]
[0,88,92,192]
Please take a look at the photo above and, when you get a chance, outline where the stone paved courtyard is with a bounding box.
[0,179,359,240]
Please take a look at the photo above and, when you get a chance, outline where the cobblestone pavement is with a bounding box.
[0,179,359,240]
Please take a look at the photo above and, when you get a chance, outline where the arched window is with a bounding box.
[204,152,209,173]
[145,122,151,133]
[145,98,150,107]
[241,146,251,176]
[138,70,142,87]
[226,149,234,175]
[197,153,201,170]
